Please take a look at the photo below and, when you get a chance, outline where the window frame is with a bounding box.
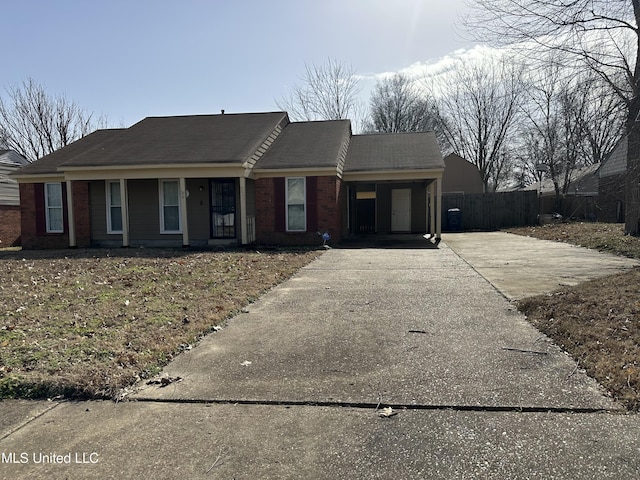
[44,182,64,233]
[285,177,306,232]
[159,179,182,234]
[106,180,123,234]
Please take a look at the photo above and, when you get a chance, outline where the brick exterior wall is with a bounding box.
[255,175,344,246]
[0,205,21,246]
[73,181,91,247]
[316,175,343,240]
[20,182,69,249]
[255,177,276,242]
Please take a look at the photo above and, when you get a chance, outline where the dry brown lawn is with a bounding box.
[507,223,640,410]
[0,247,323,400]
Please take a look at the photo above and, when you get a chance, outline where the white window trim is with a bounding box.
[285,177,306,232]
[106,181,123,234]
[44,182,64,233]
[159,179,182,234]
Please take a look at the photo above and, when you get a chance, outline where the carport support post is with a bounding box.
[429,181,435,235]
[65,180,76,247]
[436,177,442,239]
[179,177,189,247]
[120,178,129,247]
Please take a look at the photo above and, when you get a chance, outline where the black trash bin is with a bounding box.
[447,208,462,231]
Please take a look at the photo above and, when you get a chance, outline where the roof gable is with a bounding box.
[255,120,351,170]
[599,135,626,177]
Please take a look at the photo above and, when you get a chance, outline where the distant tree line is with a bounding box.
[281,55,625,199]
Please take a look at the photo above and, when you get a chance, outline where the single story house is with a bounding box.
[12,112,445,249]
[0,149,29,246]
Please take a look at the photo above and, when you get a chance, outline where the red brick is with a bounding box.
[0,205,21,246]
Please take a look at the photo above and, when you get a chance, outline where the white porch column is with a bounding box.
[65,180,76,247]
[436,177,442,239]
[429,181,435,235]
[120,178,130,247]
[239,177,248,245]
[179,177,189,247]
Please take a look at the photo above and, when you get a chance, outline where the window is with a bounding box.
[106,181,123,233]
[286,177,306,231]
[45,182,63,233]
[159,180,181,233]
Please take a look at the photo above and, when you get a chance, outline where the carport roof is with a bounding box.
[344,131,444,172]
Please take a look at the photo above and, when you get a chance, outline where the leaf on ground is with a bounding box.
[378,407,397,418]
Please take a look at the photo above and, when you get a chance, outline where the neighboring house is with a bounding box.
[597,136,626,223]
[441,153,484,194]
[0,150,29,246]
[12,112,445,249]
[520,164,600,219]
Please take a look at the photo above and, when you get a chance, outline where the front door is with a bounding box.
[391,188,411,232]
[210,179,236,238]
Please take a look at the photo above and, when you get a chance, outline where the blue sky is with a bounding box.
[4,0,474,128]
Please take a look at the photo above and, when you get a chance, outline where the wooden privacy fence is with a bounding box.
[441,191,538,231]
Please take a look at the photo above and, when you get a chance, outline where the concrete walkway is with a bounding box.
[1,233,639,479]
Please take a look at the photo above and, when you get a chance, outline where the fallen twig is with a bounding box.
[501,347,548,355]
[206,447,226,473]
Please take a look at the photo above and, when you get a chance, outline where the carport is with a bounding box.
[342,132,444,240]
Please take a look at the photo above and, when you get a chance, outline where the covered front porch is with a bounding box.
[72,172,257,248]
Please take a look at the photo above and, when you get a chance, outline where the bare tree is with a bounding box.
[0,78,107,162]
[277,58,363,126]
[464,0,640,233]
[427,55,523,191]
[518,61,589,209]
[579,76,626,165]
[365,73,437,133]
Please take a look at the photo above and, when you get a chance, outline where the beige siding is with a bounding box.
[442,154,484,194]
[128,179,173,243]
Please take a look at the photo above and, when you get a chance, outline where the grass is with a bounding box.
[0,247,323,400]
[507,222,640,410]
[3,224,639,409]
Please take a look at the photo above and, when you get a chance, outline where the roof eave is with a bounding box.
[252,167,339,179]
[343,168,444,182]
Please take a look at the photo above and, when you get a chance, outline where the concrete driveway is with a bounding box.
[1,233,639,479]
[443,231,640,300]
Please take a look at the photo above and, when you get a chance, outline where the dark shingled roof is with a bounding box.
[13,129,125,175]
[255,120,351,169]
[61,112,288,167]
[344,131,444,172]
